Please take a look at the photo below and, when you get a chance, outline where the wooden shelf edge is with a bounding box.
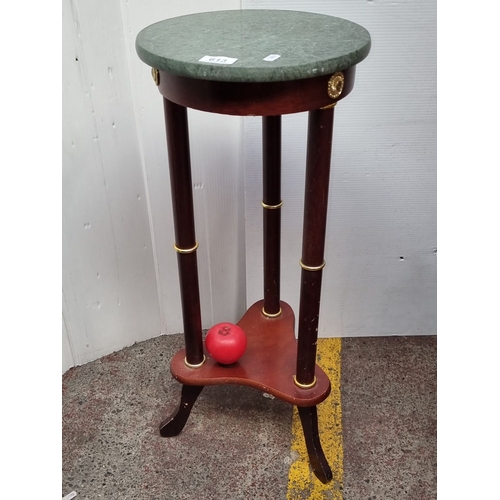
[170,300,331,407]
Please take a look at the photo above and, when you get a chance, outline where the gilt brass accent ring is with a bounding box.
[300,260,326,271]
[261,200,283,209]
[262,307,282,318]
[174,242,199,254]
[184,355,206,369]
[327,72,344,100]
[293,375,317,389]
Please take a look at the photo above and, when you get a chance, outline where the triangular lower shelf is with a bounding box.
[170,300,331,407]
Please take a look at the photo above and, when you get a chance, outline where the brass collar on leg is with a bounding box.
[293,375,317,389]
[261,200,283,209]
[262,307,282,318]
[299,260,326,271]
[174,242,199,254]
[184,355,206,369]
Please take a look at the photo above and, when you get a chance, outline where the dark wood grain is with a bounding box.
[163,98,204,366]
[157,66,356,116]
[159,385,204,437]
[263,115,282,316]
[298,405,333,484]
[295,107,335,385]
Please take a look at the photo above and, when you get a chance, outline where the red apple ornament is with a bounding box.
[205,322,247,365]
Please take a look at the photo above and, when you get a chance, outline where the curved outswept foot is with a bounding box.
[159,385,204,437]
[297,405,333,484]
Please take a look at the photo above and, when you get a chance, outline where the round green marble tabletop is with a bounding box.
[136,10,371,83]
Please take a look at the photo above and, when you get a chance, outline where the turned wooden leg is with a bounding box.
[262,115,282,317]
[163,98,204,366]
[159,385,204,437]
[297,405,333,484]
[294,107,335,484]
[295,107,335,386]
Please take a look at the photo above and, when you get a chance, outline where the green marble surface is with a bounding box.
[136,10,371,83]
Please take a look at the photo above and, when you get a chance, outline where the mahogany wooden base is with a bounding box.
[160,300,334,483]
[169,300,331,406]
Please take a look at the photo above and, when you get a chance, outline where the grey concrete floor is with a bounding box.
[62,335,436,499]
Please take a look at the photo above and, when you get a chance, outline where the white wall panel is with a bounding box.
[121,0,246,331]
[243,0,437,337]
[63,0,245,372]
[62,0,163,369]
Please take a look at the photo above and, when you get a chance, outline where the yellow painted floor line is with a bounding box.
[287,338,343,500]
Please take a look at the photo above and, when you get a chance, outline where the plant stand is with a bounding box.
[136,10,371,483]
